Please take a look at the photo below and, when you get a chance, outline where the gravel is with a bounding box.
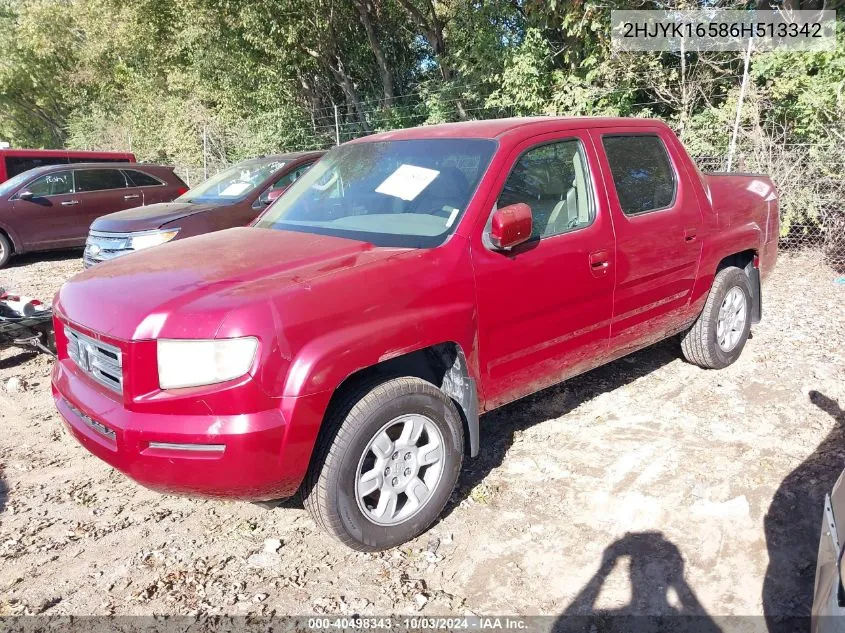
[0,248,843,618]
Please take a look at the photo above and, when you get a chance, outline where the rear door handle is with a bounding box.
[684,228,698,242]
[61,200,80,206]
[589,249,611,276]
[124,194,140,200]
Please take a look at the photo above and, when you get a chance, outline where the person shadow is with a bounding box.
[0,469,7,513]
[763,390,845,632]
[554,531,722,633]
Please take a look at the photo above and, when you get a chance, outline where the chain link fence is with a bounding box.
[697,149,845,272]
[173,139,845,273]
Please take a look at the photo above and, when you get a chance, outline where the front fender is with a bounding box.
[281,302,478,399]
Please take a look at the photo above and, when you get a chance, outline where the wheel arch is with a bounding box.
[0,223,19,254]
[715,248,761,323]
[715,248,756,273]
[322,342,480,458]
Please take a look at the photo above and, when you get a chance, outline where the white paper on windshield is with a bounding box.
[375,164,439,201]
[220,182,251,197]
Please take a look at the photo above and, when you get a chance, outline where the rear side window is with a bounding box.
[5,156,70,178]
[602,135,676,215]
[498,139,595,240]
[26,171,74,197]
[74,169,128,192]
[123,170,164,187]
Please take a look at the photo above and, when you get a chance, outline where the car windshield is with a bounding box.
[0,169,42,197]
[255,139,497,248]
[178,159,286,203]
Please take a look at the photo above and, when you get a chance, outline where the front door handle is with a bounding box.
[589,249,611,277]
[684,228,698,242]
[124,194,140,200]
[61,200,80,206]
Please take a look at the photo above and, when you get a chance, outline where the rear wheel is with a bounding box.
[0,233,11,268]
[681,266,753,369]
[303,376,463,551]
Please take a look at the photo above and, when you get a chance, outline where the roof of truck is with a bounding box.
[350,116,667,143]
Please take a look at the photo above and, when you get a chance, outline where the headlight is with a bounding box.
[130,229,180,251]
[157,337,259,389]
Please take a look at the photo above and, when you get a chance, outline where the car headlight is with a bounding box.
[130,229,180,251]
[157,337,259,389]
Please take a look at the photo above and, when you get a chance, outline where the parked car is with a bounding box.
[812,469,845,632]
[83,152,324,267]
[51,117,779,551]
[0,148,135,184]
[0,163,186,268]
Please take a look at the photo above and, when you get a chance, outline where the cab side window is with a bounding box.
[273,163,314,189]
[25,171,74,197]
[602,135,676,215]
[497,139,594,240]
[74,169,128,192]
[256,163,315,206]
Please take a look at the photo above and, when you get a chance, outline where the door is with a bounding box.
[591,128,703,357]
[471,132,616,410]
[74,168,141,240]
[11,169,83,249]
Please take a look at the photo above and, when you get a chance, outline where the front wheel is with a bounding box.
[681,266,753,369]
[303,376,464,551]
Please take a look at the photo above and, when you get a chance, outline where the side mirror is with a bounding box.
[263,186,287,205]
[17,190,34,201]
[489,203,533,250]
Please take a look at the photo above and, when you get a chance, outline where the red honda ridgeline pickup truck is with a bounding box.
[52,117,779,550]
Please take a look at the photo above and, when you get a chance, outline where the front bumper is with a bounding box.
[52,358,324,500]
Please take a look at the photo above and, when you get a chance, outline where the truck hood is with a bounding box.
[90,201,221,233]
[56,227,399,340]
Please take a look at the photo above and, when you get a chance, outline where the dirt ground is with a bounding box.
[0,249,843,622]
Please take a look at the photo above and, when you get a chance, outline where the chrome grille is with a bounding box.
[84,230,134,268]
[64,327,123,394]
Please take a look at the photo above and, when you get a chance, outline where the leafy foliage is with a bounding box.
[0,0,842,204]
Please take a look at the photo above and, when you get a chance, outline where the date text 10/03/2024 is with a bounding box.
[307,617,529,630]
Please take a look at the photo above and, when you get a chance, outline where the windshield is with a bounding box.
[0,169,41,197]
[255,139,497,248]
[178,159,286,203]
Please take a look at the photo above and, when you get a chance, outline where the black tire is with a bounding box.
[303,376,464,551]
[0,232,11,268]
[681,266,753,369]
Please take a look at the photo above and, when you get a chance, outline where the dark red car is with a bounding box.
[0,163,186,268]
[83,152,324,267]
[52,117,778,551]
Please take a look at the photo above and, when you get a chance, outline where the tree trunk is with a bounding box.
[329,57,372,133]
[394,0,466,119]
[304,44,371,133]
[352,0,395,107]
[299,76,320,132]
